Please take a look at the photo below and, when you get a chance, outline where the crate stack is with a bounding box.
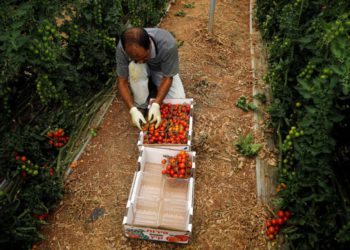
[123,99,195,244]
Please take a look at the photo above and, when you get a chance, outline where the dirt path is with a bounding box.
[38,0,268,249]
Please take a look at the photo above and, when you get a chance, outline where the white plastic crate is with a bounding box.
[137,98,194,151]
[123,147,196,244]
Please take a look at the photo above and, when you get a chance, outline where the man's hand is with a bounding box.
[148,103,161,128]
[129,107,146,130]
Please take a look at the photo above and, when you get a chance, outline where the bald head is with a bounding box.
[121,27,150,51]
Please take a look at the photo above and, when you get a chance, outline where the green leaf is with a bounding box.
[342,82,350,95]
[329,65,345,75]
[31,133,45,141]
[296,78,312,99]
[305,105,318,115]
[330,36,347,59]
[235,133,261,157]
[15,227,37,232]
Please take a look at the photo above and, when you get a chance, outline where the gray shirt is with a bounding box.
[116,28,179,78]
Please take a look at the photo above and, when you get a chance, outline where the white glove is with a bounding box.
[129,107,146,130]
[148,103,161,128]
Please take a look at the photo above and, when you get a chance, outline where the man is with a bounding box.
[115,27,185,130]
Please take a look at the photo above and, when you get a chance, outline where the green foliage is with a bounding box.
[336,221,350,243]
[235,95,257,111]
[256,0,350,248]
[175,10,186,17]
[253,93,267,104]
[0,0,169,248]
[235,133,261,157]
[0,174,64,248]
[126,0,168,27]
[183,2,195,9]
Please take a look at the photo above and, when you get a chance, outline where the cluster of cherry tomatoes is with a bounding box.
[47,128,69,148]
[15,155,39,177]
[160,151,193,178]
[143,103,191,145]
[265,210,292,240]
[14,154,55,177]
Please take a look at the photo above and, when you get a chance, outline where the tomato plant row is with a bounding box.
[256,0,350,248]
[0,1,170,249]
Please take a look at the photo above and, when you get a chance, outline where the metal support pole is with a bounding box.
[208,0,216,35]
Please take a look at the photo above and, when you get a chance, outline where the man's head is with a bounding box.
[121,27,151,64]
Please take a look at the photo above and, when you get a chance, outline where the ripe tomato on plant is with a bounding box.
[277,210,284,218]
[285,210,292,218]
[268,234,275,240]
[268,226,275,234]
[265,220,271,227]
[47,128,69,148]
[277,218,284,225]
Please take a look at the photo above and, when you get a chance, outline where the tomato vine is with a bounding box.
[0,0,169,249]
[256,0,350,248]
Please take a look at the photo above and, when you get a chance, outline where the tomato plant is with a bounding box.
[0,0,169,249]
[235,133,261,157]
[256,0,350,248]
[235,95,257,111]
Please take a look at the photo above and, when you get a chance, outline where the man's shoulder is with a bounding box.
[146,28,171,36]
[146,28,175,47]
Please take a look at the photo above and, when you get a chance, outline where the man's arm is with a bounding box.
[117,76,147,130]
[117,76,134,109]
[153,76,173,104]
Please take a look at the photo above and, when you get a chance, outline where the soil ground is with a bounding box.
[38,0,270,249]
